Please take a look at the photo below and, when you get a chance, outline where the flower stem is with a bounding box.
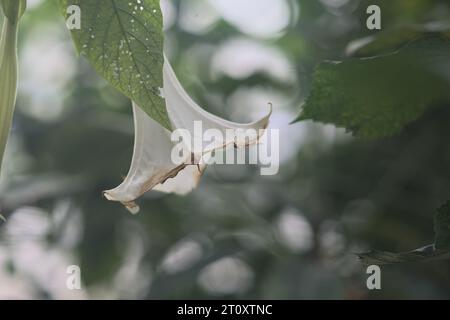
[0,17,19,171]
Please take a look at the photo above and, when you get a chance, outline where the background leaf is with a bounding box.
[359,201,450,265]
[60,0,170,129]
[434,200,450,250]
[296,35,450,139]
[346,27,427,57]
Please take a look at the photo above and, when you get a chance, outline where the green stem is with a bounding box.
[0,17,19,171]
[0,0,26,23]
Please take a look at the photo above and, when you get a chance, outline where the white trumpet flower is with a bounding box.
[104,57,271,213]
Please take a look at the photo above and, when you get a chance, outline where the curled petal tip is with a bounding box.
[103,190,140,214]
[124,202,140,214]
[267,102,273,117]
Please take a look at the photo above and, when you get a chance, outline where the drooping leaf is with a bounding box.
[59,0,170,129]
[358,200,450,265]
[358,245,450,266]
[434,200,450,250]
[346,26,450,57]
[296,35,450,139]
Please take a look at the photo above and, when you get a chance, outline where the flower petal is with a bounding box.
[163,56,272,153]
[103,103,190,213]
[153,163,207,195]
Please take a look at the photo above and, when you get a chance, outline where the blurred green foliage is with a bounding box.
[298,35,450,138]
[0,0,450,300]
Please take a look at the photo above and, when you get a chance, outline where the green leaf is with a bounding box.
[296,35,450,139]
[60,0,170,129]
[434,200,450,250]
[346,27,450,58]
[358,245,450,266]
[358,200,450,265]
